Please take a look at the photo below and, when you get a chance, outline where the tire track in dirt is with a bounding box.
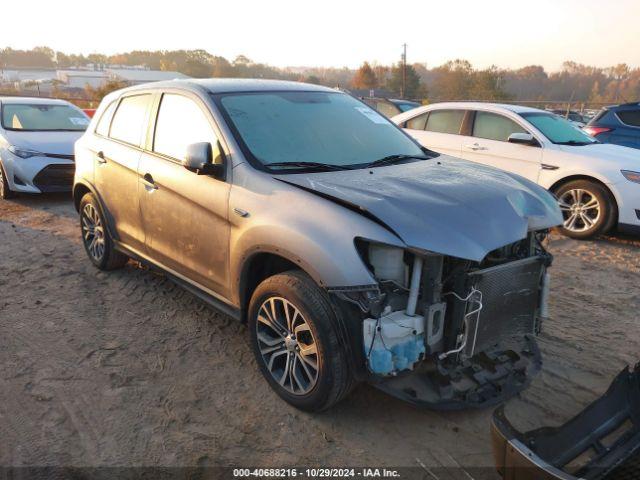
[1,196,639,473]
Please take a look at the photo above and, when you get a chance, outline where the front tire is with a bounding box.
[79,193,129,270]
[555,180,615,239]
[248,270,355,411]
[0,161,16,200]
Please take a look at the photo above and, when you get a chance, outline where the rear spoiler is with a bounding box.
[492,363,640,479]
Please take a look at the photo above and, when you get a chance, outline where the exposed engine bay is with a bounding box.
[349,231,552,409]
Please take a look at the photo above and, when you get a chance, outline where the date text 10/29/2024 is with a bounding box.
[233,468,401,478]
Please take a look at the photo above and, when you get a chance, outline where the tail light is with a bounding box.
[583,126,612,137]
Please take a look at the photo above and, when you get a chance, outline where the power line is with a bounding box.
[401,43,407,99]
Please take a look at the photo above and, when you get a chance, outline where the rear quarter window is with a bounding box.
[109,94,152,146]
[617,110,640,127]
[406,113,428,130]
[95,101,117,137]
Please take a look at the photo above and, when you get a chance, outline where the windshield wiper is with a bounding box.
[364,154,429,168]
[555,140,597,146]
[263,161,353,171]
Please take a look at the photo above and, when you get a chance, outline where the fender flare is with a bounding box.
[73,180,120,242]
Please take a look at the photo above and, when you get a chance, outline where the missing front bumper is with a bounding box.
[372,335,541,410]
[492,363,640,480]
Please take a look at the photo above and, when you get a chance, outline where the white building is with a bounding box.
[106,68,190,85]
[0,68,58,84]
[56,70,108,89]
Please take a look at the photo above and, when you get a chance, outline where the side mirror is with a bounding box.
[508,132,539,147]
[183,141,226,179]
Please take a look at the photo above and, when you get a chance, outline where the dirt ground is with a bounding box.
[1,193,639,477]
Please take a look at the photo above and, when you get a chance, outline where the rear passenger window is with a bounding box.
[406,113,428,130]
[617,110,640,127]
[95,101,117,136]
[473,111,527,141]
[153,94,217,161]
[109,94,151,146]
[425,110,465,134]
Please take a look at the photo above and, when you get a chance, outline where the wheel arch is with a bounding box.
[549,175,619,209]
[73,181,120,241]
[73,182,92,212]
[238,250,313,323]
[549,174,619,230]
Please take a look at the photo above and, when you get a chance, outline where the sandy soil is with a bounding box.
[1,193,639,477]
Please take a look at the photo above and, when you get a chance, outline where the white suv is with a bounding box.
[393,102,640,239]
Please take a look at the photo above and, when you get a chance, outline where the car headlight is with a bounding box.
[8,145,43,159]
[621,170,640,184]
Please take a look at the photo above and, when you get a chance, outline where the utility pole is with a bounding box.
[401,43,407,99]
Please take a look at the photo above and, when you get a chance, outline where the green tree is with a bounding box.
[387,63,423,99]
[351,62,378,89]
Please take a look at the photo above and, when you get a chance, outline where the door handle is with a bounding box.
[464,143,487,151]
[96,151,107,164]
[140,173,158,190]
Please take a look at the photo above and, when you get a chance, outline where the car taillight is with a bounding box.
[583,126,612,137]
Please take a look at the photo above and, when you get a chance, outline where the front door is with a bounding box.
[138,92,231,297]
[458,110,542,183]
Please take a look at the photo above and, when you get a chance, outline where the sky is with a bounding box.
[3,0,640,71]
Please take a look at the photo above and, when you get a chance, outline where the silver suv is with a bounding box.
[73,79,562,411]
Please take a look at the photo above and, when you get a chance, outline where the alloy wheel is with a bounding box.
[81,203,106,262]
[558,188,601,233]
[0,165,5,197]
[255,296,319,395]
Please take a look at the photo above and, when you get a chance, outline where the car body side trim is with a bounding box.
[114,241,241,321]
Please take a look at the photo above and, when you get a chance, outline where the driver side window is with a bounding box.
[153,94,217,161]
[472,111,527,142]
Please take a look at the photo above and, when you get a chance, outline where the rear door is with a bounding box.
[458,110,542,182]
[138,92,231,297]
[94,93,152,251]
[403,109,466,157]
[612,109,640,148]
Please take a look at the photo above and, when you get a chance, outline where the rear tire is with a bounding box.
[555,180,616,239]
[0,162,16,200]
[79,193,129,270]
[248,270,355,411]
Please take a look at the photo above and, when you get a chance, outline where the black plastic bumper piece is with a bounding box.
[492,362,640,480]
[372,335,542,410]
[33,164,75,193]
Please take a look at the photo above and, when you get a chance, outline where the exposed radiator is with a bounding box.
[464,256,544,357]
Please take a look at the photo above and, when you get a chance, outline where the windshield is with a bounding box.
[1,103,89,131]
[520,112,597,145]
[217,91,427,170]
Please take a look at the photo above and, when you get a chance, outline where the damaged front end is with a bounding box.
[340,232,552,410]
[492,363,640,480]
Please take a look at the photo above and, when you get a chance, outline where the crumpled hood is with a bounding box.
[278,156,562,262]
[4,130,83,156]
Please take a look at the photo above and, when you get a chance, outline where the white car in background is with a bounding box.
[0,97,89,199]
[392,102,640,239]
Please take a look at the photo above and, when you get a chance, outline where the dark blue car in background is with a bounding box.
[584,102,640,149]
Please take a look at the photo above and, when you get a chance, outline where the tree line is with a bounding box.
[1,47,638,104]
